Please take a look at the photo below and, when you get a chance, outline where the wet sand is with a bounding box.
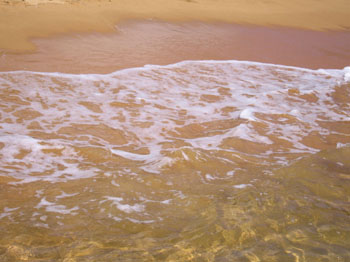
[1,0,350,73]
[1,21,350,74]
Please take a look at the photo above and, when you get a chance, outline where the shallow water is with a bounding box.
[0,60,350,261]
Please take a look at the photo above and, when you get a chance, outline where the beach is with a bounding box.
[1,1,350,261]
[1,0,350,73]
[0,20,350,74]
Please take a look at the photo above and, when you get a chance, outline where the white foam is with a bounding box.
[35,190,44,198]
[239,108,256,121]
[0,134,99,184]
[35,198,79,215]
[0,207,20,220]
[46,205,79,215]
[337,143,350,149]
[290,109,300,117]
[108,214,122,222]
[0,59,348,182]
[111,180,120,187]
[226,170,235,176]
[344,66,350,82]
[181,150,190,161]
[139,196,172,205]
[105,196,145,214]
[0,135,44,161]
[126,218,156,224]
[230,124,273,144]
[205,174,215,181]
[110,148,154,161]
[4,207,20,212]
[56,191,79,199]
[233,184,252,189]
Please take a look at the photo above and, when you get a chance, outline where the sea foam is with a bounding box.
[0,60,349,183]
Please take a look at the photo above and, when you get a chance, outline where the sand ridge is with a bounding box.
[1,0,350,52]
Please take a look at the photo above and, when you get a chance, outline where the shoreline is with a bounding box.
[1,0,350,53]
[1,59,347,78]
[1,20,349,74]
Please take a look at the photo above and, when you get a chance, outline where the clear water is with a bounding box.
[0,60,349,261]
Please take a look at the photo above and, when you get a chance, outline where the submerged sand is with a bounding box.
[1,0,350,53]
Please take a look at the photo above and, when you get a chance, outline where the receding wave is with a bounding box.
[0,60,349,261]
